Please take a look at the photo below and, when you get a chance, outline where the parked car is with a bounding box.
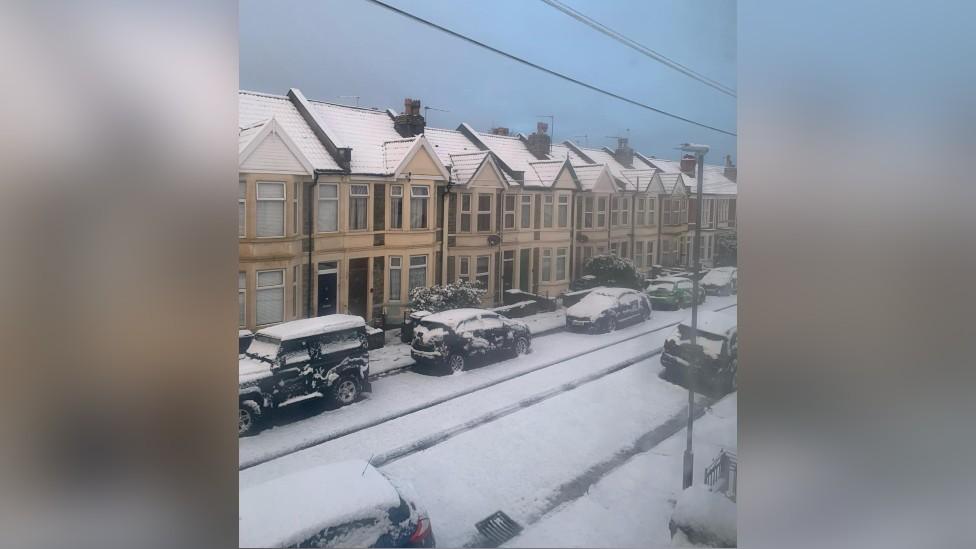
[240,459,435,548]
[565,287,651,333]
[660,311,738,395]
[568,274,601,291]
[644,277,705,310]
[701,267,738,296]
[410,308,531,373]
[239,315,371,436]
[400,310,432,344]
[239,329,254,355]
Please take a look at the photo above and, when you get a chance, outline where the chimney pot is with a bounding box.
[680,154,697,177]
[394,97,425,137]
[537,122,548,134]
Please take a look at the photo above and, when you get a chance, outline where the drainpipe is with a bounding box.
[569,191,577,279]
[440,175,454,286]
[630,187,637,268]
[306,171,321,318]
[656,193,663,266]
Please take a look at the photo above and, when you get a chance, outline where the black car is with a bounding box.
[239,329,254,355]
[565,287,651,333]
[240,459,435,548]
[661,311,738,395]
[410,309,531,373]
[239,314,371,436]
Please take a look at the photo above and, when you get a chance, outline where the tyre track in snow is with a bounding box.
[240,302,737,471]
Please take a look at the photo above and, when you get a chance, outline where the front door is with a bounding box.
[317,262,338,316]
[348,258,369,319]
[518,249,530,292]
[502,250,515,292]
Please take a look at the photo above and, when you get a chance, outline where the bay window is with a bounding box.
[459,256,469,281]
[541,249,552,282]
[583,196,593,228]
[256,182,285,237]
[349,184,369,231]
[460,194,472,232]
[238,271,246,327]
[597,197,607,227]
[255,269,284,325]
[520,195,532,228]
[389,256,402,301]
[543,195,554,228]
[410,186,429,229]
[504,194,516,229]
[477,194,492,232]
[555,247,567,281]
[390,185,403,229]
[408,255,427,292]
[238,181,246,237]
[475,256,490,289]
[557,194,569,228]
[317,183,338,232]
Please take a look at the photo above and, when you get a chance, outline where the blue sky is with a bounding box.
[240,0,736,163]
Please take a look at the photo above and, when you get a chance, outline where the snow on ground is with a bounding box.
[240,296,737,467]
[505,392,737,548]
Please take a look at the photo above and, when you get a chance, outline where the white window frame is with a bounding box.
[543,194,554,228]
[555,247,567,281]
[597,197,607,228]
[635,241,644,268]
[389,256,402,301]
[460,193,472,233]
[256,181,286,238]
[390,185,404,230]
[557,194,569,228]
[503,194,516,230]
[646,241,654,267]
[348,184,369,231]
[408,255,428,292]
[255,268,285,326]
[317,183,339,233]
[292,182,300,235]
[238,271,246,327]
[610,196,620,227]
[475,255,490,289]
[621,196,630,226]
[459,256,470,281]
[476,193,492,232]
[541,249,552,282]
[292,265,299,318]
[583,196,594,229]
[410,185,430,229]
[238,180,246,238]
[648,198,655,226]
[636,198,646,227]
[520,195,532,229]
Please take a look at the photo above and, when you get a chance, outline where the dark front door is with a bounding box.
[317,262,338,316]
[502,250,514,292]
[348,258,369,318]
[519,249,530,292]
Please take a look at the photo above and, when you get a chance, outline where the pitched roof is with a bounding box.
[424,127,483,166]
[619,168,660,192]
[571,163,610,191]
[306,99,405,174]
[637,153,737,195]
[239,91,340,171]
[382,137,420,173]
[526,159,568,188]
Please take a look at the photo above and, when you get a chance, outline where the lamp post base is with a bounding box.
[683,450,694,489]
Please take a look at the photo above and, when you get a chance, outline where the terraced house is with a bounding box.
[239,88,735,330]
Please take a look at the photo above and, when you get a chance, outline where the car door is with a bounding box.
[618,292,639,322]
[457,319,485,354]
[480,314,508,351]
[676,280,693,306]
[274,338,313,399]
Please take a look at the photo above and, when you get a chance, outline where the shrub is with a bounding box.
[582,254,643,290]
[408,279,486,313]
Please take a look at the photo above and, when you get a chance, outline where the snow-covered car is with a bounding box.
[565,287,651,333]
[644,276,705,310]
[410,309,531,373]
[239,329,254,355]
[660,311,737,395]
[701,267,737,296]
[239,315,371,436]
[240,459,435,548]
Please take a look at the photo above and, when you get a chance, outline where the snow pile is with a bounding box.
[670,484,736,547]
[701,268,734,286]
[567,292,615,320]
[257,314,365,341]
[239,460,401,548]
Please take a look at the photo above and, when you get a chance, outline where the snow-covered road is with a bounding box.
[240,297,736,546]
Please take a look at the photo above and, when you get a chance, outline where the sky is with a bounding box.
[239,0,736,163]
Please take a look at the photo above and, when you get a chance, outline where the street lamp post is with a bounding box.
[678,142,708,489]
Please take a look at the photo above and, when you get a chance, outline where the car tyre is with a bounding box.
[724,358,738,394]
[514,336,530,355]
[239,400,261,437]
[331,375,360,406]
[447,353,465,374]
[606,316,617,333]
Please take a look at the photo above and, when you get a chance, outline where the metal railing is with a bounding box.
[704,449,737,501]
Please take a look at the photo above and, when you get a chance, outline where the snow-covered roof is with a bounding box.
[421,308,487,328]
[239,460,401,548]
[239,90,341,171]
[425,127,483,166]
[382,136,420,173]
[256,314,366,341]
[656,173,688,194]
[526,159,570,188]
[306,99,407,175]
[679,311,737,335]
[638,154,737,196]
[570,164,608,191]
[619,168,660,192]
[473,130,541,175]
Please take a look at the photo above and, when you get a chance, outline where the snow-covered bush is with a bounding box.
[408,279,486,313]
[582,254,643,290]
[715,230,737,267]
[669,484,736,547]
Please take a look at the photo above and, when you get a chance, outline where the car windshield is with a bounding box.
[648,282,674,292]
[702,270,731,284]
[578,292,616,309]
[418,319,451,332]
[246,334,281,363]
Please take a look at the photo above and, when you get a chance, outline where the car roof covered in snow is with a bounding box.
[256,314,366,341]
[421,308,489,327]
[679,311,737,335]
[709,266,736,273]
[591,287,638,297]
[649,276,689,284]
[239,460,401,548]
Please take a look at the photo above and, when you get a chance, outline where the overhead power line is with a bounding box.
[539,0,736,98]
[362,0,736,137]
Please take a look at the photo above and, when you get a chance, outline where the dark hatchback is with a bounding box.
[410,309,531,373]
[565,287,651,333]
[660,312,738,395]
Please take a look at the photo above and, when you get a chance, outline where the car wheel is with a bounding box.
[447,353,465,373]
[514,336,530,355]
[725,359,738,394]
[239,400,261,437]
[606,317,617,333]
[331,376,360,406]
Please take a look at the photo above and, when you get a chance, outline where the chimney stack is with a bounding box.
[613,137,634,167]
[680,153,696,177]
[724,154,737,182]
[393,97,426,137]
[526,122,551,159]
[491,127,510,136]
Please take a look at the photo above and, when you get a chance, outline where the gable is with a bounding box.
[590,169,618,193]
[552,165,578,190]
[240,131,310,175]
[467,157,506,189]
[401,143,446,177]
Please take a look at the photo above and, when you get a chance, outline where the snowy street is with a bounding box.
[240,296,736,547]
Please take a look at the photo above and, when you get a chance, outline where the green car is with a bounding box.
[644,277,706,310]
